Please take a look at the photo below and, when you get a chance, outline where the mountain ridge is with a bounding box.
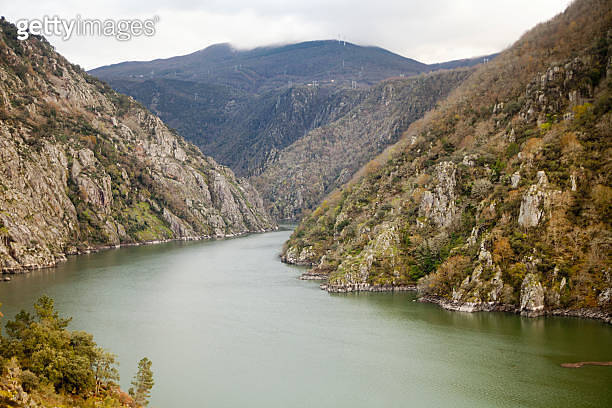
[251,68,473,220]
[281,0,612,321]
[90,40,437,90]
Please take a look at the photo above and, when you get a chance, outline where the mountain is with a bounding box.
[90,40,431,91]
[0,19,275,273]
[281,0,612,321]
[427,53,500,71]
[251,69,472,220]
[89,42,497,178]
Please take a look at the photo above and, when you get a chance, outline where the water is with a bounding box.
[0,229,610,407]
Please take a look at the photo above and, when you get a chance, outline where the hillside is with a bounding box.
[110,78,368,177]
[106,76,369,177]
[0,19,275,273]
[90,40,431,91]
[427,53,500,71]
[251,69,472,220]
[282,0,612,320]
[90,42,496,177]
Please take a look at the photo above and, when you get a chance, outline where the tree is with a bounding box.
[0,296,124,394]
[33,295,71,329]
[129,357,154,407]
[471,178,493,200]
[93,347,120,396]
[0,225,9,246]
[0,296,125,404]
[493,236,514,265]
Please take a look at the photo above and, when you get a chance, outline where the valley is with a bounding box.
[0,1,610,406]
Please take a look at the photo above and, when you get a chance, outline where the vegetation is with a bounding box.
[90,40,433,93]
[109,78,366,177]
[251,69,472,220]
[91,41,497,179]
[283,0,612,314]
[0,297,154,407]
[129,358,154,407]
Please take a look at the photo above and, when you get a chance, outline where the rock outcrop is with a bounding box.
[418,161,457,228]
[518,171,549,227]
[520,273,545,316]
[0,20,275,273]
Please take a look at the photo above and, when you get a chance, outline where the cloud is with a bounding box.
[1,0,572,69]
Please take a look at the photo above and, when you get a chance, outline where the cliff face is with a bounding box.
[0,20,275,273]
[107,79,367,178]
[282,0,611,320]
[251,70,472,220]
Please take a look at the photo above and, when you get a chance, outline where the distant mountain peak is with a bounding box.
[191,42,236,57]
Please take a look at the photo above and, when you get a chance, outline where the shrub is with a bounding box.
[19,370,39,392]
[505,142,519,158]
[417,255,472,296]
[471,179,492,200]
[503,263,527,291]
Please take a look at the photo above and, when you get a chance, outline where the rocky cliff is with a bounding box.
[0,19,275,273]
[282,0,612,321]
[251,70,471,220]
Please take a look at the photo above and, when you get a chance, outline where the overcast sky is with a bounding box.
[1,0,572,70]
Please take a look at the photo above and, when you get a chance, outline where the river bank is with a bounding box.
[418,295,612,325]
[300,269,612,324]
[1,226,278,275]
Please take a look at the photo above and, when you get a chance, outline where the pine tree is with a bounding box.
[129,357,154,407]
[93,347,120,396]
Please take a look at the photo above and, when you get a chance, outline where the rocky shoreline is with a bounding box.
[320,283,417,293]
[1,227,277,276]
[297,269,328,280]
[299,274,612,324]
[419,295,612,324]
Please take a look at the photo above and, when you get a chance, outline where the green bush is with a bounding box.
[0,296,114,395]
[19,370,39,392]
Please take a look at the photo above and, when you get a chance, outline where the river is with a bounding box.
[0,229,610,407]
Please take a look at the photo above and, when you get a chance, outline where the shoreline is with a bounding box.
[296,271,612,324]
[1,226,278,275]
[321,283,417,293]
[419,294,611,325]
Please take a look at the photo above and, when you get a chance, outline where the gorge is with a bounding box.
[0,0,610,406]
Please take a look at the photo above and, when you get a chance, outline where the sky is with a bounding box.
[1,0,573,70]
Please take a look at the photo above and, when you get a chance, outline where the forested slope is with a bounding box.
[282,0,612,320]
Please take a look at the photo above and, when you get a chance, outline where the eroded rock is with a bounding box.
[520,273,545,316]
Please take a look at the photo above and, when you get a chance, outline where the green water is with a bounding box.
[0,229,610,407]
